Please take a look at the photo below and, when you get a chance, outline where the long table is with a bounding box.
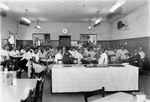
[51,64,139,93]
[0,73,37,102]
[91,92,150,102]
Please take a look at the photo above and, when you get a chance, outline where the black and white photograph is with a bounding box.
[0,0,150,102]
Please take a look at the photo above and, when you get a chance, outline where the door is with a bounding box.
[59,35,71,47]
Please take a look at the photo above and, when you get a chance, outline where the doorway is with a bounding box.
[59,35,71,47]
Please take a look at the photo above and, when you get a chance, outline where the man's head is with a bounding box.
[62,47,66,51]
[121,46,124,50]
[34,47,38,54]
[134,49,138,54]
[139,46,143,52]
[114,48,117,53]
[40,46,44,52]
[5,45,9,51]
[13,46,17,51]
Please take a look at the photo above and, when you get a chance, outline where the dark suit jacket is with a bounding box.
[129,53,140,67]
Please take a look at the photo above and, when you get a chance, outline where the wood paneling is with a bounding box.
[109,37,150,71]
[16,40,33,47]
[16,37,150,71]
[50,40,59,48]
[97,40,110,49]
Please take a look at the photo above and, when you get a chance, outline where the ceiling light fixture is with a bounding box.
[109,0,126,13]
[94,17,103,25]
[0,3,9,10]
[94,11,102,26]
[88,19,92,30]
[35,19,41,29]
[21,9,31,24]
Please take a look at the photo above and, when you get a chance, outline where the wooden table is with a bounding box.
[10,55,23,70]
[0,78,37,102]
[91,92,150,102]
[41,59,54,76]
[51,64,139,93]
[10,55,23,60]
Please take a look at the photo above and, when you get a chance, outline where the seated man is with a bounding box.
[62,47,73,64]
[1,45,11,68]
[111,48,121,63]
[74,47,83,64]
[18,47,30,72]
[38,46,47,59]
[54,47,63,64]
[98,49,108,65]
[32,47,46,74]
[120,46,129,62]
[129,49,140,67]
[10,46,20,56]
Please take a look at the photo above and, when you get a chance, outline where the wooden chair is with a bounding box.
[33,79,42,102]
[84,87,105,102]
[38,78,45,102]
[32,77,45,102]
[20,90,33,102]
[57,59,62,64]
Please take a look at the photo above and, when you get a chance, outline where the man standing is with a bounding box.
[138,46,145,70]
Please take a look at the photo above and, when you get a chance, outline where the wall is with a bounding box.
[18,22,110,41]
[0,16,18,39]
[110,3,150,40]
[109,3,150,71]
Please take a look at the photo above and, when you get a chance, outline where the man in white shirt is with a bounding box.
[120,46,129,60]
[1,45,11,68]
[18,48,30,72]
[69,47,75,57]
[88,47,96,58]
[74,48,83,64]
[32,47,46,74]
[10,46,20,56]
[54,48,63,64]
[138,47,145,60]
[38,46,47,59]
[138,46,145,70]
[113,48,121,61]
[83,47,89,57]
[35,38,41,47]
[20,47,26,55]
[98,49,108,65]
[1,45,10,60]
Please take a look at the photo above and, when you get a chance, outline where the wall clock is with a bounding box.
[62,28,68,34]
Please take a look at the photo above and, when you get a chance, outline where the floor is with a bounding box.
[42,75,150,102]
[21,72,150,102]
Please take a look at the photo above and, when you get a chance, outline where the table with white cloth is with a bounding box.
[51,64,139,93]
[0,74,37,102]
[91,92,150,102]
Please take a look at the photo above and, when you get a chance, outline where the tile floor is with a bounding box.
[41,74,150,102]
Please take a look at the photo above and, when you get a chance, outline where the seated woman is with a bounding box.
[31,47,46,75]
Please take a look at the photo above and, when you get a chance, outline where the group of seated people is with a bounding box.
[0,43,145,77]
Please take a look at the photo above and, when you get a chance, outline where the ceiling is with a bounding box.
[1,0,149,23]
